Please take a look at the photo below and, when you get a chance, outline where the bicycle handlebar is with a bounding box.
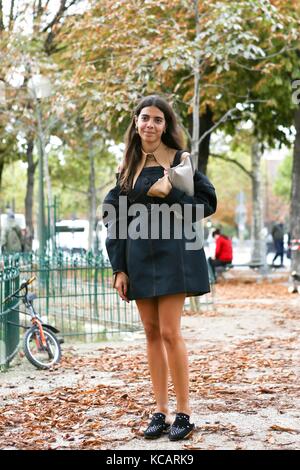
[2,276,36,303]
[20,276,36,288]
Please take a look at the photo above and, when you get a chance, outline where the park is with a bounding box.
[0,0,300,453]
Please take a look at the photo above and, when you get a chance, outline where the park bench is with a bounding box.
[215,262,269,280]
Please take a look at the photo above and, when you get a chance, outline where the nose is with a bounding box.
[146,119,154,128]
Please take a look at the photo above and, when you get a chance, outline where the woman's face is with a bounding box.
[135,106,166,145]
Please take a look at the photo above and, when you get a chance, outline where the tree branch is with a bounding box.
[198,99,267,146]
[229,45,299,72]
[42,0,78,33]
[61,184,88,195]
[198,107,238,145]
[201,83,256,101]
[60,178,115,196]
[96,179,115,194]
[252,44,299,62]
[210,152,253,179]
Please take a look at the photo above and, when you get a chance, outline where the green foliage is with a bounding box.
[0,143,117,218]
[273,153,292,202]
[1,0,300,228]
[208,134,252,228]
[55,0,300,150]
[0,161,27,212]
[49,143,117,218]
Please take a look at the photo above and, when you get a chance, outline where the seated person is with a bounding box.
[208,229,233,281]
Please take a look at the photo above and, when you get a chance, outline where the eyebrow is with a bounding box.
[140,113,164,119]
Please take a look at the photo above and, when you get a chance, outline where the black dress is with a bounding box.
[103,150,217,301]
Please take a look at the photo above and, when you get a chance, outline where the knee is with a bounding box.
[143,323,161,342]
[160,328,182,346]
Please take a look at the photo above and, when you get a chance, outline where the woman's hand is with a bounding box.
[113,271,130,303]
[146,173,172,198]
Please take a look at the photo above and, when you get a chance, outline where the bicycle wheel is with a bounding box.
[23,326,62,370]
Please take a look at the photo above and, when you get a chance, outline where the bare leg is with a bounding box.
[136,297,171,421]
[158,293,191,416]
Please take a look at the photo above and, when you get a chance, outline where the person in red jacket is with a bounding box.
[208,229,233,281]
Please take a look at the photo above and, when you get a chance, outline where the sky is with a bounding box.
[2,0,88,33]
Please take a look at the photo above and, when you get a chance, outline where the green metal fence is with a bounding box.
[1,251,142,350]
[0,248,215,367]
[0,264,20,369]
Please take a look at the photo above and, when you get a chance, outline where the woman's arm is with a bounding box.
[102,179,128,275]
[165,170,217,220]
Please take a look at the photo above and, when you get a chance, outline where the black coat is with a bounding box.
[103,150,217,301]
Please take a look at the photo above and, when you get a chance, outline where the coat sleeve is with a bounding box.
[164,170,217,221]
[215,237,221,259]
[102,174,128,275]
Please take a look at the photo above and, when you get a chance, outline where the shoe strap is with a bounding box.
[152,412,166,421]
[175,412,190,421]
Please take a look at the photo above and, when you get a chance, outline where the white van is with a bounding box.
[55,219,90,253]
[96,220,109,261]
[55,219,109,259]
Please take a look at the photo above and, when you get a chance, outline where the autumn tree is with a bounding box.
[0,0,85,248]
[55,0,299,266]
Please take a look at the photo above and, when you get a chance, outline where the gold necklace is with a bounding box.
[141,141,162,158]
[145,153,156,161]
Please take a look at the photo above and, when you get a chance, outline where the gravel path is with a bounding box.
[1,280,299,450]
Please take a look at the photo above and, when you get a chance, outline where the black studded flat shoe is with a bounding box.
[144,412,171,439]
[168,412,195,441]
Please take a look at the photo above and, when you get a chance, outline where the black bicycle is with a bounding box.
[3,276,62,369]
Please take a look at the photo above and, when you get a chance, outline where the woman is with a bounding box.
[103,95,217,441]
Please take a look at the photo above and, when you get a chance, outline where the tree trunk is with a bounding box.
[35,98,54,249]
[198,105,214,174]
[0,0,5,31]
[43,142,53,223]
[8,0,15,30]
[88,146,96,252]
[25,137,36,251]
[190,0,214,175]
[290,107,300,273]
[250,139,264,264]
[188,105,214,175]
[189,0,201,312]
[191,0,200,170]
[0,158,4,190]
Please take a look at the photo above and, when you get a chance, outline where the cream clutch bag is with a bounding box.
[167,154,195,196]
[167,155,202,241]
[146,175,172,197]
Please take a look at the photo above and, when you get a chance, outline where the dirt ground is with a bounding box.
[0,274,299,450]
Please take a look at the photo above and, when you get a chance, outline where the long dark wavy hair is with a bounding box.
[119,95,184,192]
